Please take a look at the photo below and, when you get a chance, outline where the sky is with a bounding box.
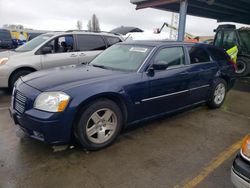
[0,0,248,37]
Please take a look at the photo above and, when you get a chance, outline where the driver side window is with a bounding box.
[43,35,74,54]
[154,47,185,69]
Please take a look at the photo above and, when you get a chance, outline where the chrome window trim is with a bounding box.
[141,84,210,102]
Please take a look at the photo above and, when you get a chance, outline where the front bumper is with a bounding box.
[10,107,72,145]
[9,81,75,145]
[231,154,250,188]
[231,168,250,188]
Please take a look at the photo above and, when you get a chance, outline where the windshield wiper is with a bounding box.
[91,64,118,71]
[91,64,107,69]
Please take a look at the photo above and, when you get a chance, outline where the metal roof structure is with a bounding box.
[131,0,250,41]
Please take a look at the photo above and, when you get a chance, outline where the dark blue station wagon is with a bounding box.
[10,41,236,150]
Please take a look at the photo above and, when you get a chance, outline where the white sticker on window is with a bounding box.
[129,47,148,53]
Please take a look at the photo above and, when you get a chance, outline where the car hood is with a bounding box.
[21,65,126,91]
[0,50,31,59]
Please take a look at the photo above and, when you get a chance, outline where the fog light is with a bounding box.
[33,131,44,139]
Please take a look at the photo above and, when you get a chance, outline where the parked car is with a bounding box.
[0,31,123,89]
[0,29,13,49]
[232,135,250,188]
[9,41,236,150]
[10,31,29,48]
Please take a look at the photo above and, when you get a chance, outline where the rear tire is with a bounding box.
[9,69,33,90]
[207,78,227,109]
[235,57,250,77]
[74,99,123,151]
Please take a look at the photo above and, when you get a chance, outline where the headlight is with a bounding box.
[241,135,250,159]
[0,58,8,65]
[34,92,70,112]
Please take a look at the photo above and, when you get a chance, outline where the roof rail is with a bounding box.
[65,30,121,36]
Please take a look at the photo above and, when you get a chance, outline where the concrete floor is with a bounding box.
[0,79,249,188]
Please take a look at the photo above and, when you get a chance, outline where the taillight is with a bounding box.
[228,59,236,72]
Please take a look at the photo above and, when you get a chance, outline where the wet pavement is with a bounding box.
[0,78,249,188]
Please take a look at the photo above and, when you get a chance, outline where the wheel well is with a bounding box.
[9,67,37,85]
[72,94,128,130]
[219,76,230,89]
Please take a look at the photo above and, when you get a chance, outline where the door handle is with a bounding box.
[179,71,188,75]
[70,54,77,57]
[79,53,86,56]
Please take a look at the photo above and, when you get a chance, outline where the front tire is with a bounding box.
[74,99,123,150]
[9,70,33,90]
[207,78,227,109]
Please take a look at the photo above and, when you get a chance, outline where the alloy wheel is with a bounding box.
[214,83,226,105]
[86,108,117,144]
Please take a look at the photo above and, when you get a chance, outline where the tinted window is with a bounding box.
[28,33,43,40]
[214,31,222,47]
[105,36,122,47]
[239,30,250,51]
[188,46,210,64]
[77,35,106,51]
[222,31,237,50]
[207,47,229,61]
[154,47,185,68]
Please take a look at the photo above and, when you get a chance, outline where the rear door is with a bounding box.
[76,34,106,64]
[41,35,79,69]
[186,45,219,103]
[207,47,235,77]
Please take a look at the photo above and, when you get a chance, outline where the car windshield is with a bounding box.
[15,34,53,52]
[89,44,153,71]
[239,30,250,51]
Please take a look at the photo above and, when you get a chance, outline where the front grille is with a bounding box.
[14,90,27,114]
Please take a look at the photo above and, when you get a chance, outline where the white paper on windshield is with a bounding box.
[129,47,148,53]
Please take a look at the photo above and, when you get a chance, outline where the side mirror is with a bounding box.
[152,61,169,70]
[41,46,52,54]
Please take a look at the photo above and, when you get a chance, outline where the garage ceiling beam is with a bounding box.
[136,0,178,10]
[197,0,250,14]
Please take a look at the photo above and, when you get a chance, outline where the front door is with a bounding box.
[143,46,190,116]
[41,35,79,69]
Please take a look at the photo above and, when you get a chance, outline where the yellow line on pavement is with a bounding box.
[175,137,245,188]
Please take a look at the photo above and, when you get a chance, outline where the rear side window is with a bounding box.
[187,46,210,64]
[207,47,229,61]
[77,35,106,51]
[104,36,122,47]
